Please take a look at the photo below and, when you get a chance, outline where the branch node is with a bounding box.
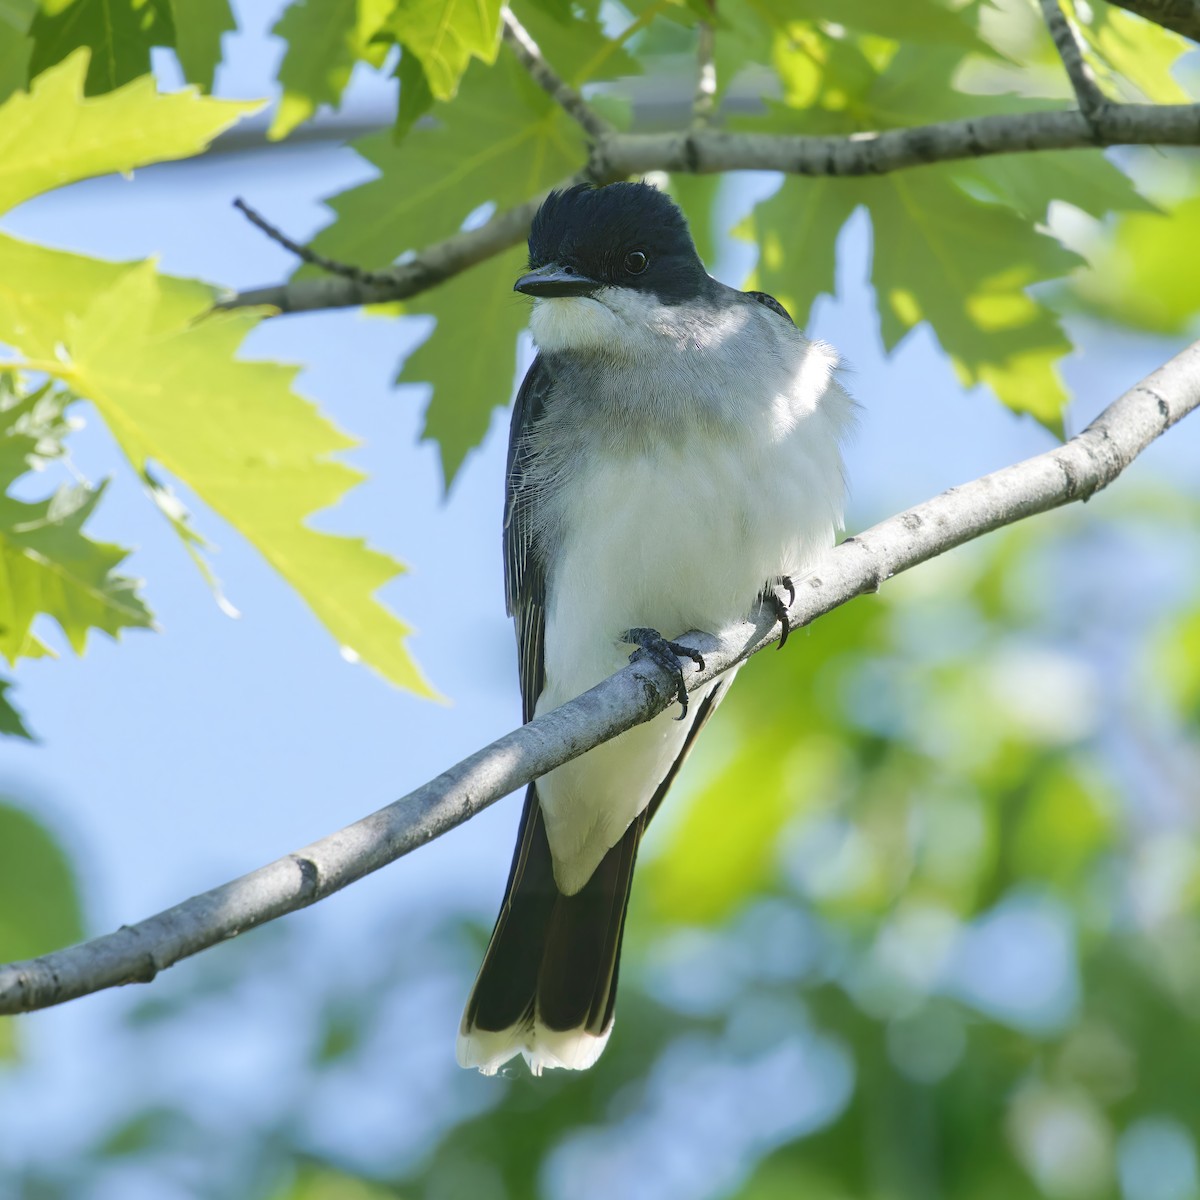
[291,854,321,900]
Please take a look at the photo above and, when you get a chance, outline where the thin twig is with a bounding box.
[232,198,394,288]
[219,102,1200,314]
[221,173,590,314]
[500,6,613,140]
[1039,0,1107,118]
[1,339,1198,1017]
[691,19,717,131]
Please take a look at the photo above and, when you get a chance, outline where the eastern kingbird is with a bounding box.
[457,182,852,1075]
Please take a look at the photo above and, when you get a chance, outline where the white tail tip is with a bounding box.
[457,1019,613,1076]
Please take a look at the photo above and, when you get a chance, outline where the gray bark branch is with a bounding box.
[2,339,1198,1017]
[220,102,1200,315]
[500,6,613,140]
[1039,0,1107,116]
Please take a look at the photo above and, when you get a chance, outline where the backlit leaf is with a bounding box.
[0,50,260,216]
[1074,1,1192,103]
[1068,194,1200,334]
[738,177,859,329]
[28,0,175,94]
[392,45,433,141]
[315,48,582,485]
[58,261,436,696]
[869,168,1077,431]
[384,0,502,101]
[269,0,395,140]
[0,478,153,662]
[310,46,582,269]
[0,377,152,662]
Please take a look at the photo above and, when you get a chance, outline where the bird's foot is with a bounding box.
[761,575,796,649]
[622,627,705,721]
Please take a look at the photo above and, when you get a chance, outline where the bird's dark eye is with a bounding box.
[623,250,648,276]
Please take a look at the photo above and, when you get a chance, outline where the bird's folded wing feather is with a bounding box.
[505,356,551,724]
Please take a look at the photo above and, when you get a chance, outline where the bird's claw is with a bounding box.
[623,627,705,720]
[762,575,795,649]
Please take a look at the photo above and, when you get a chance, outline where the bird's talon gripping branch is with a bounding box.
[762,576,796,649]
[623,627,705,719]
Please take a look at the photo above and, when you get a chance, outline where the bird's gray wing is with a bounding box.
[505,355,551,725]
[744,289,795,325]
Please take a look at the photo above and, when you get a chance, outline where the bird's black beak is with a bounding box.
[513,263,600,298]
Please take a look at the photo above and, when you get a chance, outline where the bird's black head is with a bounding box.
[516,183,709,304]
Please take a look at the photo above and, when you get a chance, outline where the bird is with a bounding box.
[456,181,853,1075]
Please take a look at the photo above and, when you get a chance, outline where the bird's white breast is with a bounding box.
[528,293,853,894]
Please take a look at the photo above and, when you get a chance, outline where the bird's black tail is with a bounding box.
[456,784,645,1075]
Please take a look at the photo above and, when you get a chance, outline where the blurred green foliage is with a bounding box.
[0,796,83,1063]
[6,488,1199,1200]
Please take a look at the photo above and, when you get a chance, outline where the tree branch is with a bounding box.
[500,6,613,140]
[2,340,1197,1018]
[220,102,1200,314]
[233,197,394,286]
[1039,0,1107,117]
[691,16,717,131]
[220,181,580,314]
[1107,0,1200,41]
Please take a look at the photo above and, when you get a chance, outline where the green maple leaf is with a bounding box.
[0,478,153,663]
[270,0,395,140]
[392,46,434,141]
[312,47,583,486]
[867,168,1078,431]
[0,800,83,958]
[399,245,528,485]
[310,46,583,268]
[667,174,723,271]
[28,0,176,95]
[0,54,433,695]
[58,262,437,696]
[0,3,31,104]
[0,677,32,739]
[0,375,150,663]
[1072,1,1192,104]
[511,0,641,86]
[384,0,502,101]
[0,242,435,693]
[1068,191,1200,334]
[168,0,236,91]
[738,178,859,328]
[738,35,1155,431]
[27,0,235,95]
[0,50,260,215]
